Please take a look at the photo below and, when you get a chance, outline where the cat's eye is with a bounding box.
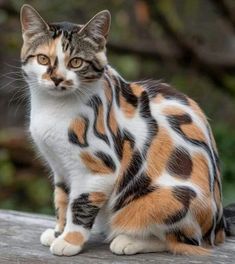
[69,57,83,69]
[37,54,50,66]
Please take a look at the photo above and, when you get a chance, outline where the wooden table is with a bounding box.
[0,210,234,264]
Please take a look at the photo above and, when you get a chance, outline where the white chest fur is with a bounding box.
[29,89,87,179]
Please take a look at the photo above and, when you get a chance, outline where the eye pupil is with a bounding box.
[37,54,50,65]
[69,57,82,68]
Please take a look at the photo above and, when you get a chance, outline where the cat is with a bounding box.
[20,4,234,256]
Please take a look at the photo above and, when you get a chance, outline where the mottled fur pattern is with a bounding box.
[20,4,231,257]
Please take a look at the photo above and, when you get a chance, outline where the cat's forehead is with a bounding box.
[29,22,98,60]
[49,22,83,38]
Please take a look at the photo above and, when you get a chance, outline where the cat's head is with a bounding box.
[20,4,110,97]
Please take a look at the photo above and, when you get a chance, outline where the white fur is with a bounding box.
[50,236,82,256]
[40,228,56,246]
[110,234,166,255]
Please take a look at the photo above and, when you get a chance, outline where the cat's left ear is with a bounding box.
[79,10,111,46]
[20,4,49,40]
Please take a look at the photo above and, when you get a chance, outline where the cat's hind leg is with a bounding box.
[165,234,211,255]
[110,234,167,255]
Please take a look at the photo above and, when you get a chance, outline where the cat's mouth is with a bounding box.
[46,85,75,96]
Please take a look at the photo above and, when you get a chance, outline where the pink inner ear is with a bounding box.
[22,10,32,31]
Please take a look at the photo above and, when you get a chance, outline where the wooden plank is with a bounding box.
[0,210,234,264]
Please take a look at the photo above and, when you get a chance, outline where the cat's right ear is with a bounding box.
[20,4,49,41]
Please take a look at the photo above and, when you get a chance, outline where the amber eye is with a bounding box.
[69,57,83,68]
[37,54,50,66]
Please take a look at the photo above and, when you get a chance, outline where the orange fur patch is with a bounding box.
[104,79,112,103]
[181,123,206,142]
[146,127,173,179]
[191,153,210,193]
[120,94,136,118]
[80,151,113,174]
[64,231,84,246]
[130,83,144,97]
[115,140,133,187]
[70,117,87,145]
[162,106,186,116]
[189,153,215,236]
[191,197,213,236]
[95,105,106,135]
[54,186,68,232]
[108,106,118,135]
[112,188,184,230]
[89,192,106,207]
[153,94,165,104]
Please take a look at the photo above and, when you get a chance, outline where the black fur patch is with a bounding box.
[164,207,188,225]
[116,150,143,193]
[167,147,193,179]
[114,173,156,211]
[71,193,99,229]
[95,151,116,172]
[120,80,138,107]
[172,186,196,207]
[55,182,70,194]
[140,80,189,105]
[167,114,217,192]
[87,95,110,145]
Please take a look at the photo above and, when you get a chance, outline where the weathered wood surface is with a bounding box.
[0,210,235,264]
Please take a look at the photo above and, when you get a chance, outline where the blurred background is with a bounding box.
[0,0,235,214]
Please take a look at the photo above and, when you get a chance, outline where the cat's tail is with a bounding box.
[224,203,235,236]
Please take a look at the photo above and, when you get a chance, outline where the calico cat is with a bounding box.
[20,4,233,256]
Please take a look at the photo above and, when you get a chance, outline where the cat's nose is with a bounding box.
[51,76,64,86]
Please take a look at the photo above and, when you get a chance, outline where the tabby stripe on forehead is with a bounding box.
[68,117,89,147]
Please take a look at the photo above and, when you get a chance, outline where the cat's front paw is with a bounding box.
[40,228,56,247]
[50,235,82,256]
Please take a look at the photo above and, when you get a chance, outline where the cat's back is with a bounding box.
[126,79,220,192]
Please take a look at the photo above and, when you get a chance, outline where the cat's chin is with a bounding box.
[42,86,77,97]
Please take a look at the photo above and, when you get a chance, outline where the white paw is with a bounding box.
[40,228,56,247]
[50,236,82,256]
[110,234,139,255]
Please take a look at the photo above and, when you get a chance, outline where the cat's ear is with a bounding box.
[79,10,111,46]
[20,4,49,40]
